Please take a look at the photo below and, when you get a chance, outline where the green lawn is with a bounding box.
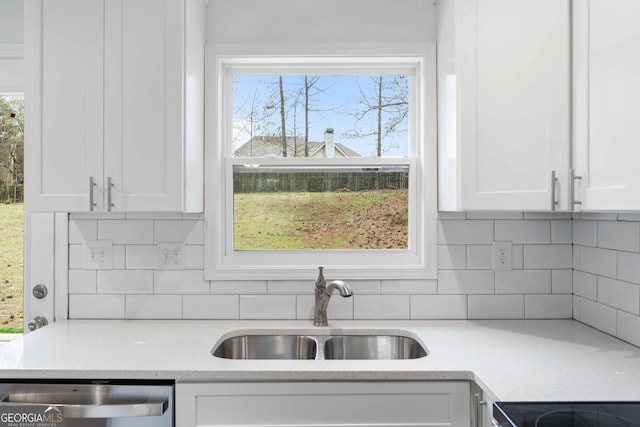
[0,203,23,333]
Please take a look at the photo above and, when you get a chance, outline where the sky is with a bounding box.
[232,75,409,157]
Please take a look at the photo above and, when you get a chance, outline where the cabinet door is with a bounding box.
[440,0,571,211]
[573,0,640,210]
[176,381,471,427]
[104,0,185,211]
[24,0,104,212]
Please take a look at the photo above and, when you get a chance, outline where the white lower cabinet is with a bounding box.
[176,381,471,427]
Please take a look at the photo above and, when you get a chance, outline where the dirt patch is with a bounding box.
[292,190,408,249]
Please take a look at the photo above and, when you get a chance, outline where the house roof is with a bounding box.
[233,135,361,158]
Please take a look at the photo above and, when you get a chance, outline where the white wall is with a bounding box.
[206,0,437,44]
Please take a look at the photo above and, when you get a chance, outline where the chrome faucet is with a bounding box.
[314,266,353,327]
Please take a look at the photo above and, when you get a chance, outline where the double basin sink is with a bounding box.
[212,331,428,360]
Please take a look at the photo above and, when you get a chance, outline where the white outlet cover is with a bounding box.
[492,241,512,271]
[157,242,186,270]
[83,240,113,270]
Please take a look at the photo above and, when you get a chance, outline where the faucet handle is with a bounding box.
[315,266,325,289]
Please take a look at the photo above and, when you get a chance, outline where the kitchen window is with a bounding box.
[204,44,437,280]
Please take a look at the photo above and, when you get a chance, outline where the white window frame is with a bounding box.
[204,43,437,280]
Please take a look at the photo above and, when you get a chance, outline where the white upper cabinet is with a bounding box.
[437,0,571,211]
[573,0,640,210]
[25,0,205,212]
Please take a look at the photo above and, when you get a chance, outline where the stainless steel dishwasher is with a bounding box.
[0,380,173,427]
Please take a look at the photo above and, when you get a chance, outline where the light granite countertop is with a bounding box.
[0,319,639,402]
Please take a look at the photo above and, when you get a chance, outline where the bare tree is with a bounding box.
[278,76,287,157]
[344,75,409,156]
[232,78,278,156]
[0,96,24,202]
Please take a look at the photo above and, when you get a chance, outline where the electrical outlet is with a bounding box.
[493,241,512,271]
[83,240,113,270]
[157,242,185,270]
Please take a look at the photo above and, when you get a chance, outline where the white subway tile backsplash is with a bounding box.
[524,212,572,219]
[239,295,296,319]
[126,245,158,269]
[437,245,466,269]
[495,220,550,244]
[185,245,204,269]
[125,212,183,220]
[112,245,126,269]
[525,294,572,319]
[267,280,314,295]
[183,295,239,319]
[68,245,84,269]
[437,211,467,220]
[617,251,640,285]
[551,220,572,244]
[524,245,573,269]
[354,295,411,319]
[466,212,523,220]
[617,310,640,347]
[97,270,153,294]
[574,296,617,336]
[573,221,597,247]
[382,279,437,295]
[512,244,524,269]
[552,269,573,294]
[69,295,125,319]
[573,212,618,221]
[68,270,97,294]
[155,270,210,294]
[575,245,617,278]
[618,213,640,222]
[348,280,382,295]
[70,212,126,220]
[411,295,467,319]
[126,295,182,319]
[68,220,97,243]
[438,270,494,294]
[597,277,640,315]
[468,295,524,319]
[573,270,597,300]
[62,213,640,341]
[211,280,267,295]
[597,221,640,252]
[98,220,154,244]
[466,245,493,269]
[296,295,353,320]
[155,220,204,244]
[495,270,551,294]
[438,220,493,244]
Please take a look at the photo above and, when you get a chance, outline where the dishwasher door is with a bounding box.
[0,380,173,427]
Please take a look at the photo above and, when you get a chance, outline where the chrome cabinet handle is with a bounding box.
[89,177,97,211]
[551,170,559,211]
[474,393,487,427]
[107,177,114,212]
[0,399,168,418]
[570,169,583,211]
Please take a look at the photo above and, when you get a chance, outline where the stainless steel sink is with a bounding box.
[324,335,427,360]
[212,334,317,360]
[212,332,427,360]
